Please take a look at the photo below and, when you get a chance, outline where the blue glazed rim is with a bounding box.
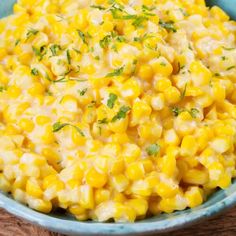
[1,0,236,235]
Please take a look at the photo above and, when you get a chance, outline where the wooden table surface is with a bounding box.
[0,207,236,236]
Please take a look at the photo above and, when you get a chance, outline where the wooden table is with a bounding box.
[0,207,236,236]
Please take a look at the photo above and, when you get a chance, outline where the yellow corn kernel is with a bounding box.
[43,175,64,190]
[71,128,86,145]
[111,133,129,144]
[0,173,11,192]
[183,169,209,185]
[131,179,152,196]
[41,125,55,144]
[208,162,224,181]
[212,81,225,102]
[161,150,177,177]
[111,174,129,192]
[164,86,181,104]
[180,135,198,157]
[151,93,165,110]
[27,198,52,213]
[210,137,231,154]
[110,158,125,175]
[79,185,94,209]
[113,203,136,222]
[140,159,153,173]
[137,64,154,81]
[138,122,162,141]
[210,6,229,21]
[60,95,78,112]
[7,85,21,98]
[95,189,110,205]
[108,117,129,133]
[151,57,173,76]
[130,100,152,126]
[42,148,61,170]
[218,173,231,189]
[128,198,148,216]
[28,82,45,96]
[164,129,180,146]
[86,168,108,188]
[185,187,203,208]
[126,162,145,181]
[121,79,141,99]
[154,77,172,92]
[155,181,179,198]
[190,61,211,86]
[35,115,51,125]
[18,118,34,132]
[26,178,43,198]
[0,47,7,60]
[69,205,86,215]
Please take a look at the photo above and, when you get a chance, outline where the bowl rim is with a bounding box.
[0,189,236,235]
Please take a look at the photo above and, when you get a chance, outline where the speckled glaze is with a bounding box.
[0,1,236,235]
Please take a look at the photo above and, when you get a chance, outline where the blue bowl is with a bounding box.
[0,1,236,235]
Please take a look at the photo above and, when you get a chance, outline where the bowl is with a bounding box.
[0,1,236,235]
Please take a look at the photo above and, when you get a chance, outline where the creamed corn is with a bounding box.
[0,0,236,222]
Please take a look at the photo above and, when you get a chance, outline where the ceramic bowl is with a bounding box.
[0,1,236,235]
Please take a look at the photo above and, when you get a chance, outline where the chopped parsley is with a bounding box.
[100,35,112,49]
[77,30,88,44]
[66,49,71,64]
[189,108,199,118]
[106,66,124,77]
[78,88,87,96]
[171,107,199,118]
[90,5,106,10]
[31,68,39,76]
[222,46,235,51]
[160,62,166,66]
[107,93,118,108]
[98,118,108,124]
[15,39,21,46]
[132,16,148,28]
[26,28,39,40]
[142,5,156,12]
[180,83,187,99]
[159,20,177,32]
[226,66,235,71]
[50,44,61,56]
[146,144,160,156]
[111,106,131,122]
[32,45,47,61]
[0,86,6,92]
[52,122,85,136]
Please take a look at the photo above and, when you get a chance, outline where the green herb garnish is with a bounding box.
[78,88,87,96]
[111,106,131,122]
[31,68,39,76]
[106,66,124,77]
[107,93,118,108]
[146,144,160,156]
[100,35,112,49]
[90,5,106,10]
[32,45,47,61]
[26,28,39,40]
[98,118,108,124]
[52,122,85,136]
[77,30,88,44]
[50,44,61,56]
[226,66,235,71]
[66,49,71,64]
[159,20,177,32]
